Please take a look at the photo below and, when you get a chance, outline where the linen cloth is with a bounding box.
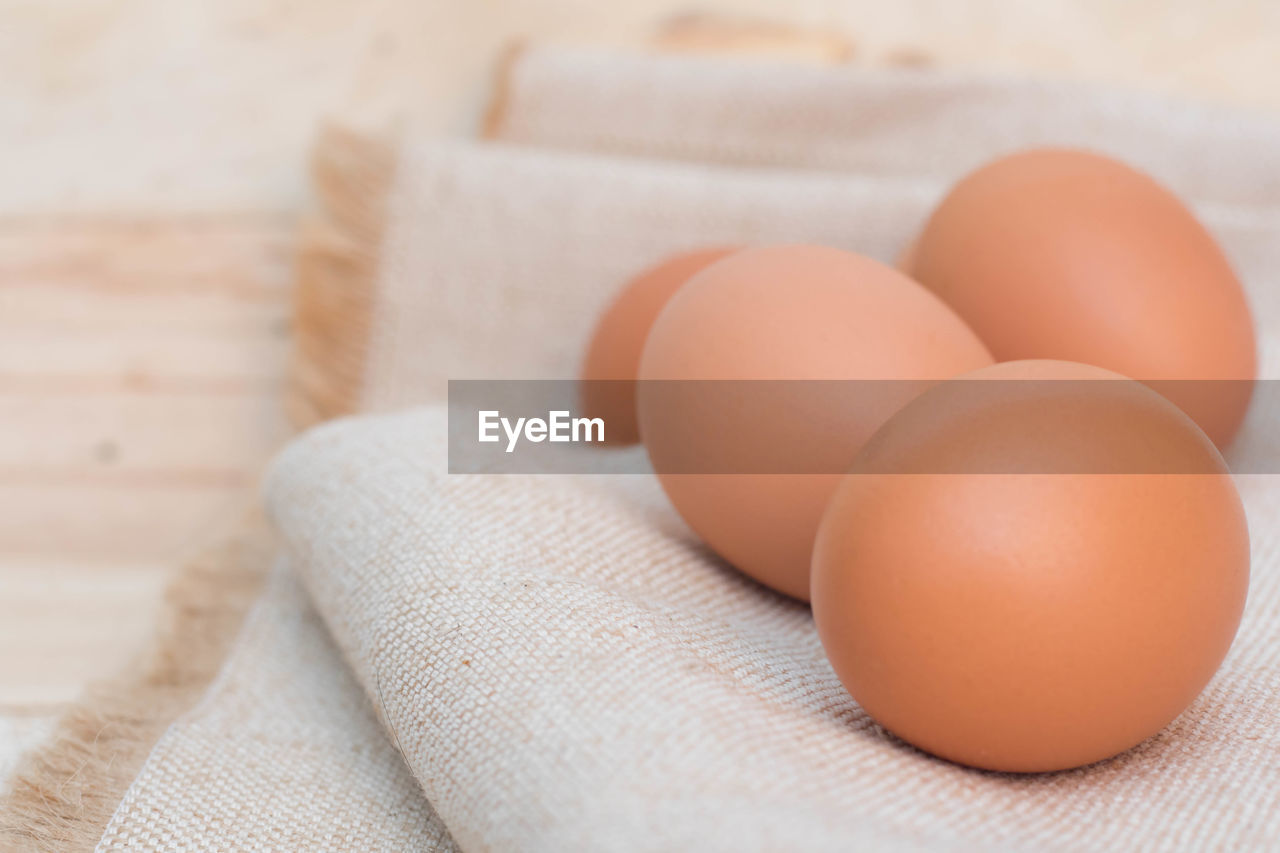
[262,404,1280,851]
[97,49,1280,851]
[491,46,1280,209]
[97,564,455,852]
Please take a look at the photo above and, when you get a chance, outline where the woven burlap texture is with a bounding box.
[96,50,1280,851]
[96,562,455,853]
[262,402,1278,851]
[0,517,271,853]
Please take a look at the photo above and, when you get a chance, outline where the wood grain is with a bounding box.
[0,560,169,708]
[0,218,292,706]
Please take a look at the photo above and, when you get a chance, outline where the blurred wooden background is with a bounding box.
[3,0,1279,760]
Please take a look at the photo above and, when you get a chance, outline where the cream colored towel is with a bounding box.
[491,46,1280,209]
[262,402,1279,851]
[358,142,1280,413]
[96,50,1280,851]
[97,565,454,852]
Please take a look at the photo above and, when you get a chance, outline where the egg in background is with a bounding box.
[579,248,739,445]
[907,148,1256,448]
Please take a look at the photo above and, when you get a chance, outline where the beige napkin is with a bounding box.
[97,564,454,852]
[261,399,1280,851]
[95,49,1280,851]
[490,46,1280,209]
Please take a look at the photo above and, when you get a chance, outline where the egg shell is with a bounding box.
[637,245,992,600]
[579,247,739,445]
[912,148,1256,448]
[811,359,1250,772]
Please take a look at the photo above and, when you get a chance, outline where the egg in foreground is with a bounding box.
[811,360,1250,772]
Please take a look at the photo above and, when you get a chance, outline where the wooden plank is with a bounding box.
[0,218,291,570]
[0,559,172,706]
[0,484,254,561]
[0,284,289,337]
[0,390,287,471]
[0,331,289,386]
[0,219,295,388]
[0,218,295,297]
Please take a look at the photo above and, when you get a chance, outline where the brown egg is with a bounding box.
[911,148,1256,448]
[811,360,1250,772]
[579,248,739,445]
[637,245,992,600]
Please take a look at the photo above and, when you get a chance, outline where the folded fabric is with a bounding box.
[491,46,1280,209]
[362,141,1280,414]
[357,140,1280,472]
[88,49,1280,851]
[263,403,1280,850]
[99,563,453,852]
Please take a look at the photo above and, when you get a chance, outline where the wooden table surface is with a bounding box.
[0,217,293,712]
[3,0,1279,727]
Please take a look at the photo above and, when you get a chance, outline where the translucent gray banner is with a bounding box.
[447,379,1271,474]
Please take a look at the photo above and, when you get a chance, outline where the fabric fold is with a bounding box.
[491,46,1280,210]
[97,559,455,852]
[263,405,1280,851]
